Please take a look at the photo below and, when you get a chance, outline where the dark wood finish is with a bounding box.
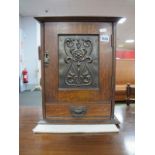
[35,16,121,23]
[46,104,111,117]
[40,23,46,119]
[111,22,117,118]
[35,17,120,124]
[39,117,119,124]
[44,22,112,103]
[126,83,135,105]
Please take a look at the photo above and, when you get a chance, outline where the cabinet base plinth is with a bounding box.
[38,116,120,125]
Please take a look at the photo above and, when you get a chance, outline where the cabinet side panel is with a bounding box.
[111,22,117,118]
[40,23,46,119]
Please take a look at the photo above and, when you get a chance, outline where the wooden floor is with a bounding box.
[20,92,135,155]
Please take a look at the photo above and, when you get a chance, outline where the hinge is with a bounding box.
[38,46,41,60]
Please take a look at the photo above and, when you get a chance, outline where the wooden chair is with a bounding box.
[126,83,135,106]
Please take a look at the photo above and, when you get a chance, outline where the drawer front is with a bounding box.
[46,104,111,118]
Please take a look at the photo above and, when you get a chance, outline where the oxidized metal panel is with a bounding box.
[59,34,99,89]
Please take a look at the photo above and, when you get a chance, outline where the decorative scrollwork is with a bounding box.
[64,38,94,87]
[59,35,99,88]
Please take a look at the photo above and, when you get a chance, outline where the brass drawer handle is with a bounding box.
[70,106,87,118]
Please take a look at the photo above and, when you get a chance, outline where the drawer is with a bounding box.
[46,104,111,118]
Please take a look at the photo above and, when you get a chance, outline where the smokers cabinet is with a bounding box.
[35,16,121,124]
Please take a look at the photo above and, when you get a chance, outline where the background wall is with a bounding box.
[19,16,40,91]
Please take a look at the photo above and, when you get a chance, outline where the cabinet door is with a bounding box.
[44,22,113,104]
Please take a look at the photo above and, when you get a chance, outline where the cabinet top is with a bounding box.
[35,16,122,23]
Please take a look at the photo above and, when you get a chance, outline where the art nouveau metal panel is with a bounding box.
[59,35,99,89]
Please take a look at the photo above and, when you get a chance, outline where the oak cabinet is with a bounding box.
[35,16,121,124]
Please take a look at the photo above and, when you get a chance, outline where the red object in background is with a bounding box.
[116,50,135,59]
[22,68,28,83]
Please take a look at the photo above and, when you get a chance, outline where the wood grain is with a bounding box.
[35,16,121,23]
[44,22,113,103]
[46,104,111,117]
[40,23,46,119]
[20,104,135,155]
[37,17,119,122]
